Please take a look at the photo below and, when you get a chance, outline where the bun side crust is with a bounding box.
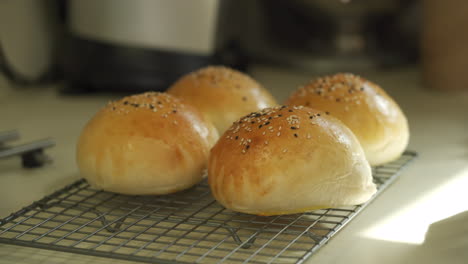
[77,92,218,195]
[168,66,278,133]
[286,73,409,165]
[208,106,376,215]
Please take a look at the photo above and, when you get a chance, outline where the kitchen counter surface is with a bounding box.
[1,66,468,264]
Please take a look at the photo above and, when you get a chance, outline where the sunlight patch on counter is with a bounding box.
[362,167,468,244]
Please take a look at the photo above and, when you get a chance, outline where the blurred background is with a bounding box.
[2,0,467,93]
[0,0,430,93]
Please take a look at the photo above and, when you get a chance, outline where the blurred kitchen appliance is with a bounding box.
[422,0,468,91]
[0,0,59,85]
[239,0,420,73]
[62,0,243,93]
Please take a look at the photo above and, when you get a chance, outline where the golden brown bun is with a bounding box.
[76,92,219,195]
[286,73,409,166]
[168,66,278,133]
[208,106,376,216]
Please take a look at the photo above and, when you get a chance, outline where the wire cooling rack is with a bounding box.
[0,151,416,264]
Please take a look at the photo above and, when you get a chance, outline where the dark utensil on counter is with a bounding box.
[0,130,55,168]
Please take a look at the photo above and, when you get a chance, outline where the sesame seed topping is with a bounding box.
[293,73,371,108]
[223,105,332,154]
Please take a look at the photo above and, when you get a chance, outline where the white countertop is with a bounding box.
[1,66,467,264]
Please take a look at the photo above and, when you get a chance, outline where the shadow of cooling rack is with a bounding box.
[0,151,417,264]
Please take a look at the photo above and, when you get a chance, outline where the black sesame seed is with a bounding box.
[294,133,298,138]
[360,87,365,91]
[288,110,293,112]
[278,114,283,117]
[281,106,287,109]
[259,125,263,128]
[268,116,272,120]
[150,105,155,109]
[291,126,297,130]
[325,111,330,115]
[309,116,314,119]
[123,101,129,105]
[265,121,270,126]
[246,145,250,149]
[157,101,162,104]
[317,114,321,116]
[173,110,177,113]
[336,98,341,102]
[235,136,239,140]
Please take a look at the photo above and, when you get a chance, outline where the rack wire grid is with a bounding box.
[0,151,416,264]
